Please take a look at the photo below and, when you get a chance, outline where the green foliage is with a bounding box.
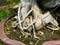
[7,0,20,4]
[0,40,4,45]
[0,0,19,21]
[0,9,14,21]
[0,0,19,45]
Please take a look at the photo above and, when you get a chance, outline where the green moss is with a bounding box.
[0,40,4,45]
[0,9,14,21]
[7,0,20,5]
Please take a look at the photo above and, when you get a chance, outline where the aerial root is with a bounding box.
[32,25,40,39]
[35,39,41,45]
[47,25,60,30]
[47,25,60,35]
[38,31,44,36]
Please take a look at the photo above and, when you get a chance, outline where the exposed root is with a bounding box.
[21,8,33,23]
[35,39,41,45]
[38,31,44,36]
[47,26,60,30]
[47,25,60,35]
[33,25,40,39]
[22,20,36,30]
[18,3,23,31]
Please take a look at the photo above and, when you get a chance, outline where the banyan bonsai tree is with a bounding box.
[0,0,60,45]
[13,0,60,39]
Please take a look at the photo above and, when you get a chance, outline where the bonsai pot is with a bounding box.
[0,14,60,45]
[42,40,60,45]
